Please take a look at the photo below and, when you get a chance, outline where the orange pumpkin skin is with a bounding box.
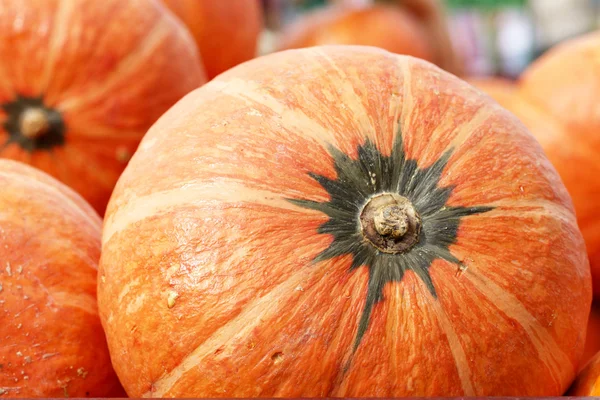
[569,351,600,395]
[0,160,123,397]
[98,46,591,396]
[467,77,517,109]
[0,0,205,215]
[582,304,600,369]
[162,0,263,80]
[278,5,434,63]
[472,33,600,297]
[277,2,462,75]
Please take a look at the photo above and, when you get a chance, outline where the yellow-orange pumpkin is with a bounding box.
[470,32,600,297]
[162,0,264,80]
[0,0,205,215]
[277,1,462,75]
[0,159,123,397]
[98,46,591,396]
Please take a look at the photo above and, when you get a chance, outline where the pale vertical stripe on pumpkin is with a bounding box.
[312,47,378,143]
[140,260,324,398]
[51,291,99,316]
[0,170,101,233]
[39,0,75,96]
[438,105,493,158]
[431,297,476,395]
[56,17,172,111]
[464,268,572,390]
[102,180,316,245]
[205,79,340,149]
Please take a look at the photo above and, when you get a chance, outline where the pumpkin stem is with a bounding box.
[19,108,50,139]
[360,193,421,254]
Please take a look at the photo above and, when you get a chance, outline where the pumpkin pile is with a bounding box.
[0,0,598,398]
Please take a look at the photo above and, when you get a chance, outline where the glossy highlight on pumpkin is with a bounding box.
[0,0,206,215]
[0,159,123,398]
[99,45,591,397]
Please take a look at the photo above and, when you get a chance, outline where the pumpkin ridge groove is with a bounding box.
[289,126,493,355]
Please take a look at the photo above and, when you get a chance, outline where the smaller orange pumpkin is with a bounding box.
[161,0,264,79]
[277,1,462,75]
[568,351,600,395]
[0,159,123,398]
[581,303,600,369]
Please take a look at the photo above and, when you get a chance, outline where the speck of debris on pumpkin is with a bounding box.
[167,291,179,309]
[23,356,31,364]
[77,368,88,378]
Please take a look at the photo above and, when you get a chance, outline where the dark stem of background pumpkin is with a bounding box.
[1,95,65,152]
[360,192,421,254]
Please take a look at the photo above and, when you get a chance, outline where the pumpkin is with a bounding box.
[568,351,600,395]
[0,159,123,397]
[467,77,517,108]
[0,0,205,215]
[161,0,264,80]
[98,46,591,397]
[470,32,600,297]
[582,304,600,369]
[277,1,462,75]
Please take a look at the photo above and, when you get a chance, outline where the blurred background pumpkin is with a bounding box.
[161,0,264,80]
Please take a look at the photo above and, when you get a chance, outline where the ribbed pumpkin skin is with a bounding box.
[99,46,591,397]
[162,0,263,80]
[0,0,205,215]
[0,160,122,397]
[472,33,600,297]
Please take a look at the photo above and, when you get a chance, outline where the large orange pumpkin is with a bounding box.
[0,0,205,215]
[277,1,462,75]
[161,0,264,80]
[470,32,600,297]
[98,46,591,396]
[0,159,123,397]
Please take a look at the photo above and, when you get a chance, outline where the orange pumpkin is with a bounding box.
[467,77,517,108]
[277,1,462,75]
[470,32,600,297]
[568,351,600,395]
[0,0,205,215]
[162,0,264,80]
[0,159,123,397]
[98,46,591,396]
[582,304,600,369]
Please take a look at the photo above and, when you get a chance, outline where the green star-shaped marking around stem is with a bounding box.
[289,128,493,352]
